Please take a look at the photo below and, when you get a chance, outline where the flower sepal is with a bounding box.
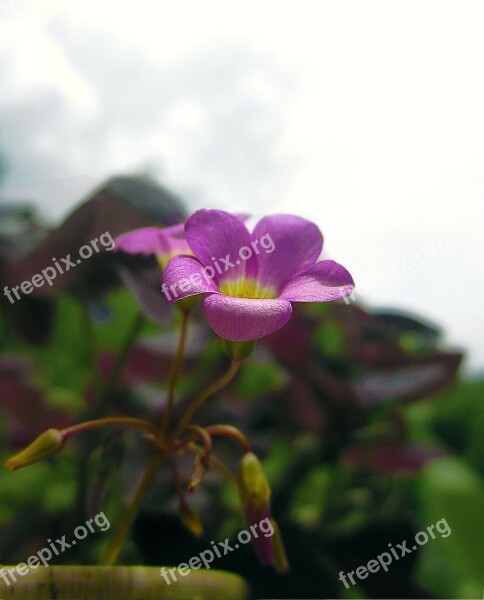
[223,339,256,360]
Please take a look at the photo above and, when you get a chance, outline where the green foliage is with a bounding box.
[416,458,484,599]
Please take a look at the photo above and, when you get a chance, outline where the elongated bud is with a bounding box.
[238,452,274,566]
[270,518,289,573]
[179,504,204,537]
[238,452,271,506]
[5,429,64,470]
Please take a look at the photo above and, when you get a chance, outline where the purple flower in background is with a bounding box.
[115,224,191,268]
[114,224,191,323]
[162,209,354,341]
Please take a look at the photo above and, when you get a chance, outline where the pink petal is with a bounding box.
[184,209,256,282]
[115,224,189,257]
[251,214,323,292]
[203,295,292,341]
[280,260,354,302]
[162,255,219,302]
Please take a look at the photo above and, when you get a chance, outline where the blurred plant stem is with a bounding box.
[103,451,165,565]
[161,309,190,435]
[75,309,145,523]
[62,416,158,439]
[88,310,145,420]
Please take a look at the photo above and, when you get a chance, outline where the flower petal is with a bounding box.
[203,295,292,341]
[251,214,323,291]
[280,260,354,302]
[162,255,219,302]
[120,263,173,324]
[115,224,189,258]
[184,209,256,282]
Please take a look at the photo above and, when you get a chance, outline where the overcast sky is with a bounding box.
[1,0,483,372]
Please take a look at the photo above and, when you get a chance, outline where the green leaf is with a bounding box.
[415,457,484,599]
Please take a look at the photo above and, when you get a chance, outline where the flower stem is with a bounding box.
[205,425,251,453]
[76,311,145,522]
[188,442,240,488]
[103,451,164,565]
[88,311,145,420]
[161,309,190,435]
[62,417,158,441]
[172,359,242,439]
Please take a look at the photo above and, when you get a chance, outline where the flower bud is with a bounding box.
[270,518,289,573]
[238,452,274,566]
[179,504,204,537]
[238,452,271,507]
[5,429,64,470]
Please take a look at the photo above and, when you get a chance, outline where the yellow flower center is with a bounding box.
[219,277,276,299]
[157,251,193,270]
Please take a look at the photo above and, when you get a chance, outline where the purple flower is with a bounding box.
[115,224,191,268]
[114,224,192,323]
[162,210,354,341]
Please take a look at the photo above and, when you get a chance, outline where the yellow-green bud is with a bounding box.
[238,452,271,507]
[5,429,64,471]
[179,504,204,537]
[271,518,290,573]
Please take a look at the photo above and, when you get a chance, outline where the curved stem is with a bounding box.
[62,417,158,440]
[205,425,251,453]
[172,359,241,439]
[161,310,190,435]
[103,451,164,565]
[188,442,240,488]
[184,425,212,456]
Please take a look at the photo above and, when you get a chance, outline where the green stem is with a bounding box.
[172,359,242,440]
[76,311,145,522]
[103,452,164,565]
[62,417,157,440]
[161,310,190,435]
[188,442,240,488]
[205,424,251,453]
[89,311,145,420]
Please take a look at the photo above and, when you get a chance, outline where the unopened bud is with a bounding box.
[179,504,204,537]
[238,452,271,507]
[5,429,64,470]
[271,519,289,573]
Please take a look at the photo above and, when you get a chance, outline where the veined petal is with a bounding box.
[203,295,292,341]
[184,209,256,283]
[162,255,219,303]
[120,264,173,324]
[251,214,323,292]
[280,260,354,302]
